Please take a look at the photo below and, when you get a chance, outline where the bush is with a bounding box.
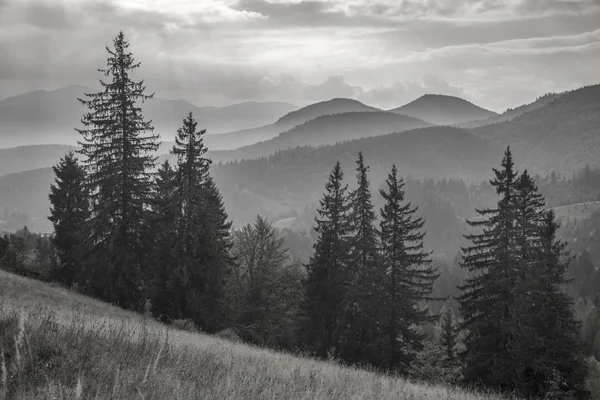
[215,328,242,343]
[171,318,200,333]
[408,341,462,385]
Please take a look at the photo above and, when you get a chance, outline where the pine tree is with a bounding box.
[378,164,437,371]
[48,151,89,287]
[169,112,232,333]
[439,307,458,366]
[196,174,233,332]
[506,170,547,389]
[340,152,381,363]
[147,160,178,320]
[459,149,589,397]
[522,210,589,398]
[77,31,159,309]
[458,146,520,388]
[349,153,379,275]
[302,161,352,358]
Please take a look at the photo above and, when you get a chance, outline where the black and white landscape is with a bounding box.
[1,1,600,399]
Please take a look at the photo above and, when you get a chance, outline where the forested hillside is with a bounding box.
[472,84,600,173]
[214,111,431,162]
[203,98,382,150]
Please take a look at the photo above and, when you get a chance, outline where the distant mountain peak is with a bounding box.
[275,97,379,126]
[389,94,497,125]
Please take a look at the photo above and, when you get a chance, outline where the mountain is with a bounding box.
[0,167,55,232]
[471,84,600,173]
[0,86,297,148]
[213,126,498,225]
[389,94,497,125]
[0,126,497,233]
[212,111,431,162]
[0,144,78,177]
[203,98,381,150]
[460,92,561,128]
[275,98,379,127]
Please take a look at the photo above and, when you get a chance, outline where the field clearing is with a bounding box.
[553,201,600,222]
[0,270,512,400]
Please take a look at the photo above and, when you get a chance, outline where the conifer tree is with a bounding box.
[147,160,178,320]
[340,152,380,363]
[378,164,437,371]
[169,112,232,333]
[518,210,589,398]
[459,149,588,397]
[349,153,379,275]
[48,151,89,287]
[439,308,458,366]
[302,161,352,358]
[77,31,159,309]
[458,146,520,388]
[196,174,233,331]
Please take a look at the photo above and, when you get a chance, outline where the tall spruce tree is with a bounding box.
[459,149,588,397]
[147,160,178,320]
[302,161,352,358]
[340,152,380,363]
[458,146,520,388]
[504,170,547,389]
[169,112,232,333]
[378,164,437,371]
[517,209,589,398]
[48,151,89,287]
[196,174,233,332]
[77,31,159,309]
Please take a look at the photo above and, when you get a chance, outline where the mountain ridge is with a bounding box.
[389,94,497,125]
[0,86,298,148]
[204,98,382,150]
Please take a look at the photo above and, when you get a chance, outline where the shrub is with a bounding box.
[172,318,200,333]
[215,328,242,343]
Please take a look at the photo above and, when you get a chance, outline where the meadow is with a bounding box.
[0,269,513,400]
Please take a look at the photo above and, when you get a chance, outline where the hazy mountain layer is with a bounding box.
[212,111,431,162]
[0,86,297,147]
[389,94,497,125]
[203,98,382,150]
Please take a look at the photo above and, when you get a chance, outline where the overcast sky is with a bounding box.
[1,0,599,111]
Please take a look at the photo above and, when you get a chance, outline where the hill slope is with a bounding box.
[276,98,379,126]
[0,167,55,231]
[0,144,79,177]
[0,126,497,231]
[217,111,431,161]
[390,94,497,125]
[0,86,297,147]
[203,98,381,150]
[460,92,561,128]
[471,84,600,173]
[212,126,499,224]
[0,270,507,399]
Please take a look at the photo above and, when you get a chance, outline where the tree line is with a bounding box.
[1,32,591,399]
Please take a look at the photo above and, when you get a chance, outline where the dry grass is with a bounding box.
[0,270,513,400]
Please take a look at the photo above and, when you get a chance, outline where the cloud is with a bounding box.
[0,0,599,113]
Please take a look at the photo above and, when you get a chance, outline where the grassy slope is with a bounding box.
[0,270,511,400]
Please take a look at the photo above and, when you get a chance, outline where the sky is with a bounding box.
[0,0,599,112]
